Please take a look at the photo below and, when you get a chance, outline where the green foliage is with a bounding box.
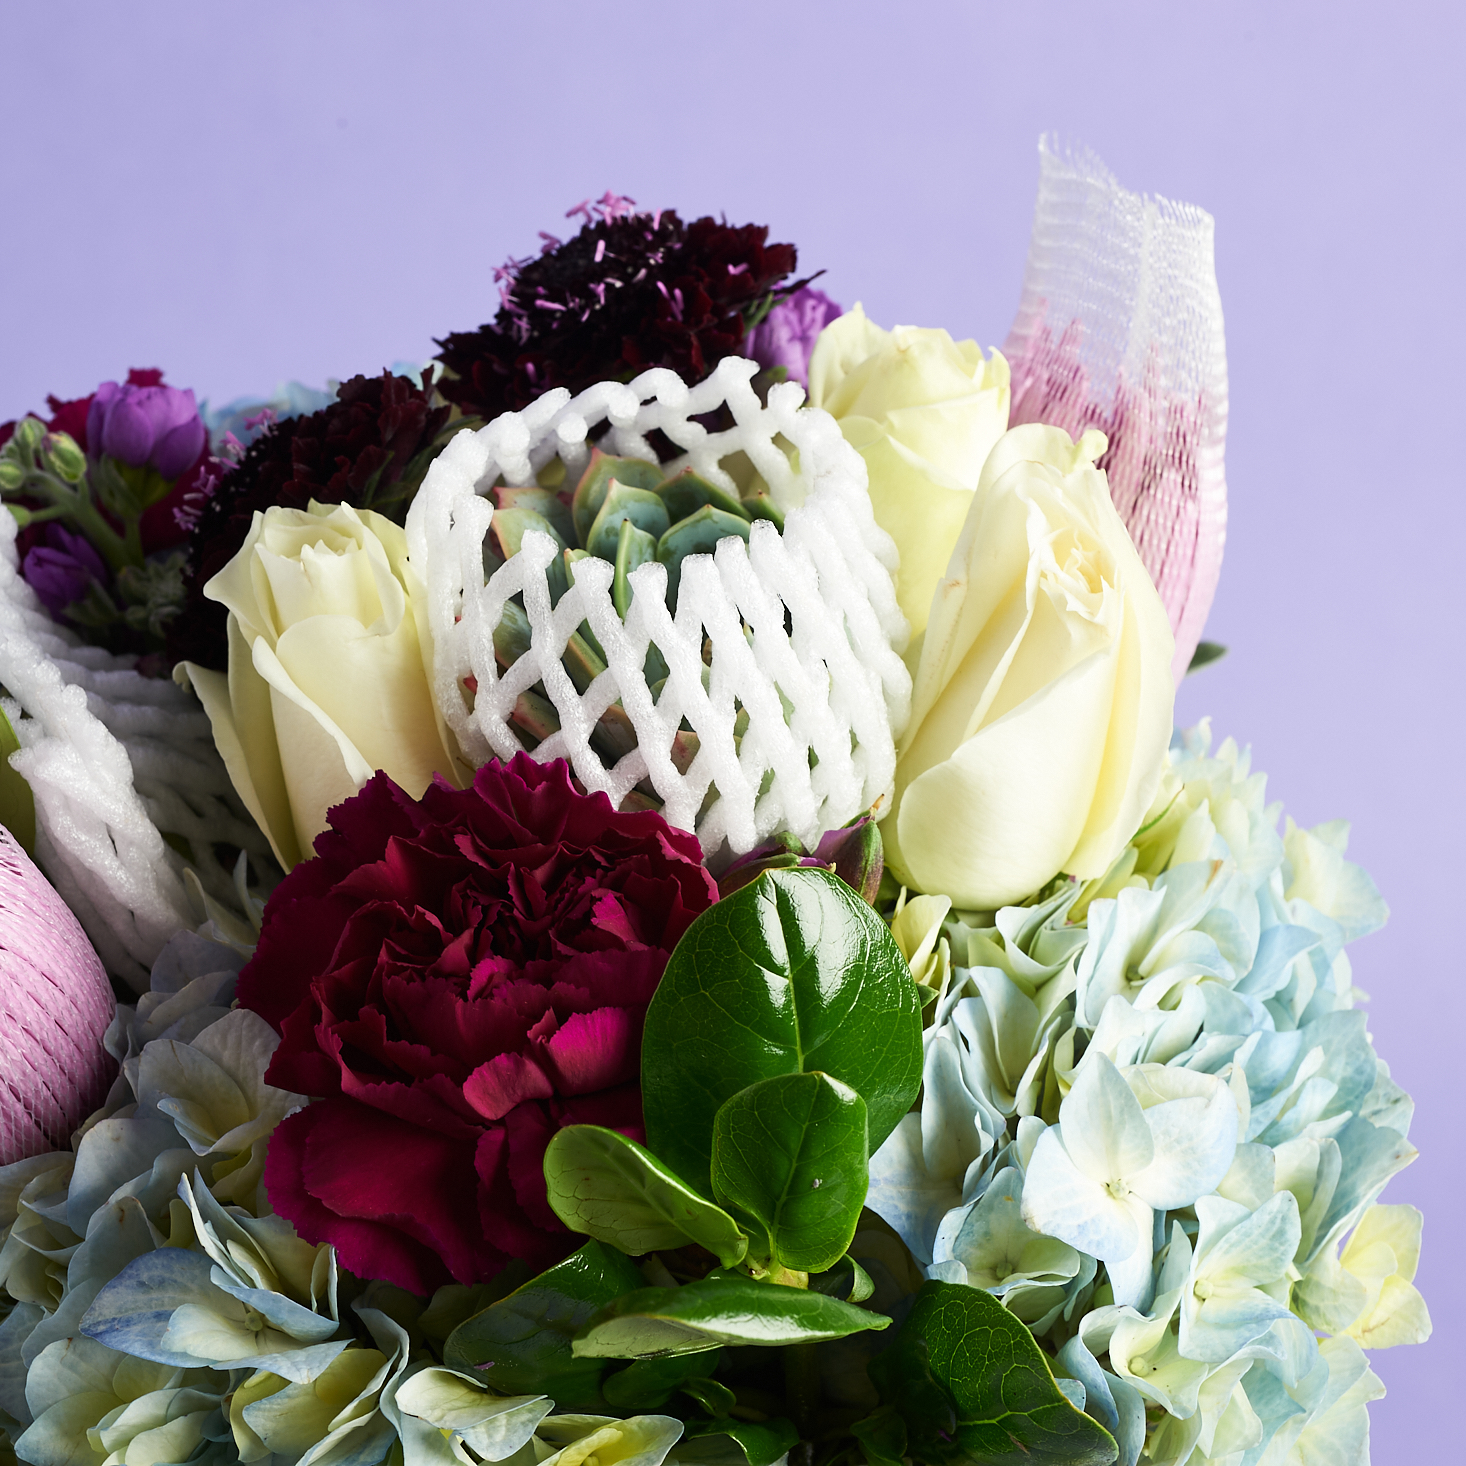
[869,1282,1117,1466]
[641,866,923,1197]
[681,1416,800,1466]
[711,1072,868,1275]
[442,1240,646,1409]
[543,1124,750,1267]
[573,1272,890,1359]
[0,704,35,855]
[1187,639,1227,673]
[600,1351,724,1412]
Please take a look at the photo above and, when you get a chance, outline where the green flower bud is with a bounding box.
[11,416,45,454]
[0,459,25,493]
[44,433,86,484]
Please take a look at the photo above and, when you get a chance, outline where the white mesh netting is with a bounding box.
[405,355,911,858]
[1005,136,1229,681]
[0,511,273,990]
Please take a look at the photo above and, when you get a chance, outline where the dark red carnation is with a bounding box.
[239,754,717,1295]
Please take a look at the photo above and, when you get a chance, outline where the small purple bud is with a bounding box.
[22,525,107,618]
[744,287,843,389]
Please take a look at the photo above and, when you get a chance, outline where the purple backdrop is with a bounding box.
[2,2,1461,1457]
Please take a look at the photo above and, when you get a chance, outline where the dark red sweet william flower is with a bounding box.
[240,754,718,1294]
[167,370,453,671]
[435,194,804,419]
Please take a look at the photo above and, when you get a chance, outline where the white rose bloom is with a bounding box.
[177,500,468,869]
[884,424,1175,909]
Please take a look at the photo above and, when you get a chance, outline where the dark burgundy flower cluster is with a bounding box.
[167,371,453,670]
[435,195,802,419]
[238,754,718,1295]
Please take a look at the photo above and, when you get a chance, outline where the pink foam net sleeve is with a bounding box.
[1004,136,1229,683]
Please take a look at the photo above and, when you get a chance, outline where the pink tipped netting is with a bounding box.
[1005,137,1229,683]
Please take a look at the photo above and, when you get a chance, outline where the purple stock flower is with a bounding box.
[87,379,206,480]
[743,286,843,388]
[21,525,107,617]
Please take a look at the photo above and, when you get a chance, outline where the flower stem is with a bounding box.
[783,1341,822,1441]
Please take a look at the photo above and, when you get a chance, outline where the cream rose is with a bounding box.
[177,500,467,870]
[883,424,1175,909]
[807,304,1009,640]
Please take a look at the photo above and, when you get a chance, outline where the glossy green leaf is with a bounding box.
[573,449,665,544]
[588,481,671,561]
[656,505,751,609]
[682,1416,800,1466]
[870,1282,1117,1466]
[572,1272,889,1358]
[679,1376,737,1417]
[600,1350,723,1412]
[543,1124,749,1267]
[642,867,923,1198]
[711,1072,868,1274]
[810,1253,875,1304]
[613,516,659,618]
[442,1239,647,1409]
[0,704,35,855]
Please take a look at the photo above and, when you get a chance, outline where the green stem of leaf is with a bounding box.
[783,1341,822,1441]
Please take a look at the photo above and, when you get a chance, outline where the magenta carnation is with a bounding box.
[238,755,718,1294]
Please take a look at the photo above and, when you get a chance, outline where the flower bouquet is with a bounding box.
[0,141,1429,1466]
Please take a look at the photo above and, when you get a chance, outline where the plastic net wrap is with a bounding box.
[1005,136,1229,680]
[0,511,273,990]
[406,356,911,858]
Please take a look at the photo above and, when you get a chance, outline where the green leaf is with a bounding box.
[613,516,659,618]
[442,1240,648,1409]
[656,505,751,609]
[642,866,923,1197]
[809,1253,875,1304]
[679,1376,737,1418]
[654,469,749,525]
[682,1416,800,1466]
[572,449,665,544]
[543,1124,749,1267]
[573,1272,889,1359]
[1187,640,1227,673]
[870,1282,1117,1466]
[490,506,567,563]
[495,486,575,543]
[587,481,671,560]
[711,1072,868,1274]
[0,703,35,856]
[600,1350,724,1412]
[851,1405,908,1466]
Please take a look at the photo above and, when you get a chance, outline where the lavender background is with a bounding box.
[2,1,1460,1456]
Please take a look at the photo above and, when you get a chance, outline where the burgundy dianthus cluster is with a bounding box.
[435,194,802,419]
